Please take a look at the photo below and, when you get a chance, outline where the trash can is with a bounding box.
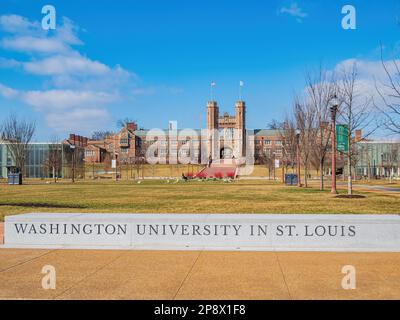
[8,173,22,185]
[285,174,298,186]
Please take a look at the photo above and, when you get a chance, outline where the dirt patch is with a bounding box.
[334,195,366,199]
[0,202,87,209]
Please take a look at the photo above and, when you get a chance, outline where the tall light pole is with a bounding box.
[295,129,301,187]
[70,144,76,183]
[330,96,339,194]
[273,152,276,181]
[115,152,119,182]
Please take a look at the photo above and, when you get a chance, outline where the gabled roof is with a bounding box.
[253,129,281,137]
[132,129,281,137]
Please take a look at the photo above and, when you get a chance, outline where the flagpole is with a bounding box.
[210,81,216,102]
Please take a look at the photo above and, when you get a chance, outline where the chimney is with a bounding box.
[69,134,76,144]
[355,130,362,142]
[321,121,329,129]
[127,122,137,131]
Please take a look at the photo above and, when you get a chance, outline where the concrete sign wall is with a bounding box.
[3,213,400,252]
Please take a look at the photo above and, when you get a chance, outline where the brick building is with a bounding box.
[83,100,285,166]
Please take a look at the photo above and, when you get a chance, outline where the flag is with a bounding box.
[169,121,177,130]
[240,80,244,87]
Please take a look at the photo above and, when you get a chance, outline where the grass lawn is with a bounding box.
[0,179,399,221]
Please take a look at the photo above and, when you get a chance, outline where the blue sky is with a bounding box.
[0,0,400,140]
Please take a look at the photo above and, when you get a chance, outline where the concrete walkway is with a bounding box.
[0,248,399,300]
[352,184,400,193]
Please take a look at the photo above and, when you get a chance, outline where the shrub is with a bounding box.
[214,172,223,179]
[227,171,235,179]
[186,172,194,179]
[196,172,207,179]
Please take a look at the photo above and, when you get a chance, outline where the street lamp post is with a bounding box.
[330,96,339,194]
[70,144,76,183]
[115,153,119,182]
[273,152,276,181]
[295,129,301,187]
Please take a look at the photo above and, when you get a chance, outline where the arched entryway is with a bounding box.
[220,147,233,159]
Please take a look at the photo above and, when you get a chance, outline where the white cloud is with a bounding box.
[334,58,400,83]
[0,83,113,135]
[0,57,21,68]
[0,14,144,136]
[0,16,82,54]
[0,14,40,34]
[24,53,110,76]
[280,3,308,22]
[332,58,400,104]
[45,108,111,134]
[0,83,18,98]
[21,89,118,111]
[0,15,136,89]
[2,36,69,54]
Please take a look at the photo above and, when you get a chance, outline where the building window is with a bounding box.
[121,148,129,154]
[179,149,190,156]
[275,140,282,146]
[264,140,271,145]
[226,128,233,139]
[181,140,189,145]
[85,150,95,157]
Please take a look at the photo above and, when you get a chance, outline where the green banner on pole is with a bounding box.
[336,124,349,152]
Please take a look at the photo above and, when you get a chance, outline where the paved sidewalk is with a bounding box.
[0,248,399,300]
[352,184,400,193]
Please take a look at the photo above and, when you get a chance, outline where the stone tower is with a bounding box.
[206,100,246,159]
[207,101,219,158]
[235,101,246,156]
[207,101,219,131]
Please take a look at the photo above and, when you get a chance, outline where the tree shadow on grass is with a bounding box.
[0,202,88,209]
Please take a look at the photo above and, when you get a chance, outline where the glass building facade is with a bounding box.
[355,141,400,178]
[0,142,85,179]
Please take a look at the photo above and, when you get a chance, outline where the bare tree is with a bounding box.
[278,116,298,175]
[267,119,283,130]
[259,149,274,180]
[304,68,337,190]
[1,115,36,179]
[385,144,399,183]
[294,97,315,187]
[42,136,62,183]
[375,48,400,134]
[338,62,376,195]
[91,131,114,141]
